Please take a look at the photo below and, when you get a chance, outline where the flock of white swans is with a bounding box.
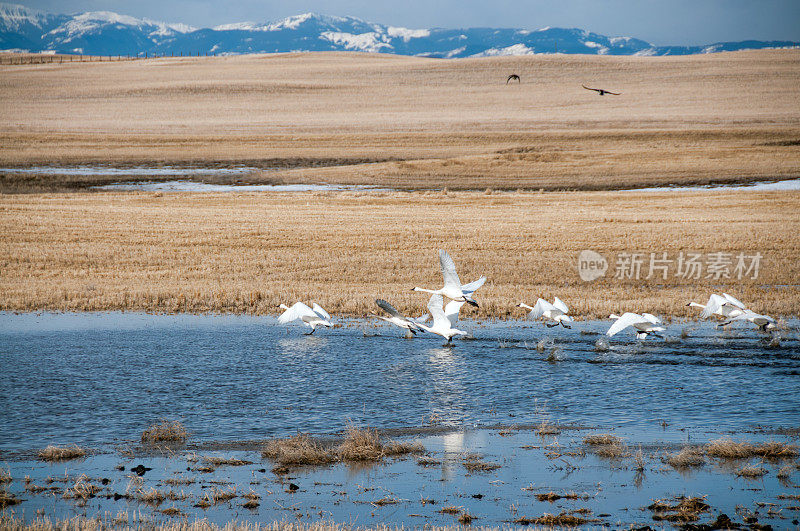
[278,250,778,345]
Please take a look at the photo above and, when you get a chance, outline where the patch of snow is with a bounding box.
[537,26,551,32]
[213,21,261,31]
[445,46,466,58]
[264,12,313,31]
[319,31,391,52]
[633,48,657,56]
[46,11,194,42]
[209,44,219,53]
[516,29,530,35]
[472,43,535,57]
[584,41,610,54]
[608,36,633,45]
[0,2,50,30]
[702,45,721,53]
[386,26,429,42]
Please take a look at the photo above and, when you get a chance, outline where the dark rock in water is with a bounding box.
[131,464,152,476]
[288,482,299,491]
[472,494,484,499]
[113,493,123,501]
[258,468,266,473]
[115,465,125,471]
[101,478,110,485]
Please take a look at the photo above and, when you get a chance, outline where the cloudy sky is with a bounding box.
[15,0,800,46]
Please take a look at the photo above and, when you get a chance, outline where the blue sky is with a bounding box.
[15,0,800,46]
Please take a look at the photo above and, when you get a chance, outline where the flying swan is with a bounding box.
[373,299,427,338]
[517,297,573,328]
[607,312,665,339]
[687,293,747,319]
[412,250,485,308]
[417,294,468,346]
[278,302,333,334]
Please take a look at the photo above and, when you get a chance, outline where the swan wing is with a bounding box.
[444,300,465,327]
[552,296,569,314]
[530,298,555,319]
[699,294,724,318]
[376,299,404,319]
[641,313,661,324]
[312,303,331,321]
[722,293,747,310]
[607,312,644,336]
[461,276,486,296]
[411,313,430,324]
[438,249,463,291]
[427,293,449,329]
[278,302,314,324]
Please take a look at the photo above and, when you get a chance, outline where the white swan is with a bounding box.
[719,309,777,332]
[607,312,665,339]
[518,297,573,328]
[412,249,485,307]
[416,294,468,345]
[687,293,746,319]
[373,299,426,338]
[278,302,332,334]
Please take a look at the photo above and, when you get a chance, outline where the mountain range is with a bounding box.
[1,3,797,58]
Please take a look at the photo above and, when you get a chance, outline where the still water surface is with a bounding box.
[1,312,798,453]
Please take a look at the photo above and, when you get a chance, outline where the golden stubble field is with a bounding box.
[1,190,798,319]
[0,50,799,191]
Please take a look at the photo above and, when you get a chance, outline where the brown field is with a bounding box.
[1,50,798,317]
[1,50,799,191]
[1,189,798,318]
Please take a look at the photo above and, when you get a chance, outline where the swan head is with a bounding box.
[278,304,289,310]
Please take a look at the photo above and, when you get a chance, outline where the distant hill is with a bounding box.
[1,3,797,57]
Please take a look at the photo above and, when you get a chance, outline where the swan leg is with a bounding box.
[546,322,558,328]
[561,322,572,329]
[305,328,315,335]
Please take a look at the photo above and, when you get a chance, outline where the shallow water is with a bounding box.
[0,165,261,176]
[1,313,799,455]
[97,181,392,192]
[626,178,800,192]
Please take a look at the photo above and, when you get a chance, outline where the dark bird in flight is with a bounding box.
[507,74,520,84]
[583,85,620,95]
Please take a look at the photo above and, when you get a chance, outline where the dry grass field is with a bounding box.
[0,50,798,317]
[1,50,799,191]
[1,189,798,318]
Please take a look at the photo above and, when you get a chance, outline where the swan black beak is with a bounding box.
[465,299,479,308]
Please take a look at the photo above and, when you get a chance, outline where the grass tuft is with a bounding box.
[141,420,188,444]
[666,447,705,469]
[261,434,335,466]
[38,445,86,461]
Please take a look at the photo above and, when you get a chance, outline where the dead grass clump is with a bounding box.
[777,465,797,479]
[416,456,441,467]
[648,495,710,523]
[457,512,475,525]
[0,487,20,508]
[336,425,383,461]
[198,486,237,506]
[261,434,335,466]
[163,476,196,486]
[537,419,561,436]
[62,475,101,500]
[536,491,582,502]
[516,512,587,526]
[371,496,400,506]
[593,441,628,459]
[706,438,798,460]
[141,420,187,444]
[736,464,768,478]
[0,467,11,484]
[158,506,185,517]
[38,444,86,461]
[382,440,425,457]
[583,434,621,446]
[439,506,462,515]
[463,454,501,472]
[202,456,253,467]
[666,447,706,469]
[137,487,166,506]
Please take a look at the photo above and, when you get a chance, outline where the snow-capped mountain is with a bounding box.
[1,3,797,57]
